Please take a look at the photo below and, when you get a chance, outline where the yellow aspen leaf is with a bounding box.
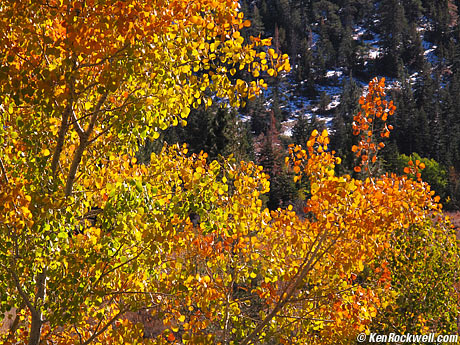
[190,16,200,24]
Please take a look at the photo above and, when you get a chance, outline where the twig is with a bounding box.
[0,157,9,184]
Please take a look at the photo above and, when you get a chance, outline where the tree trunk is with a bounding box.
[28,312,43,345]
[28,270,46,345]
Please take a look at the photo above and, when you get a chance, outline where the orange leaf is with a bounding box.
[354,166,361,173]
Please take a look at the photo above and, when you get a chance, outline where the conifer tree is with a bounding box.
[256,112,294,210]
[391,77,418,155]
[292,113,326,147]
[378,0,410,75]
[249,95,271,136]
[331,77,361,173]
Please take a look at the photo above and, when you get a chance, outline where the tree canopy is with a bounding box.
[0,1,459,345]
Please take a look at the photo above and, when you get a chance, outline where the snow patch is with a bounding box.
[326,70,343,78]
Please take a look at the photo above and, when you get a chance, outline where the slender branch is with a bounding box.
[51,101,71,176]
[90,290,175,297]
[0,157,9,184]
[77,44,129,70]
[74,325,83,344]
[80,309,125,345]
[6,302,26,342]
[241,223,345,345]
[74,82,99,96]
[240,238,326,345]
[92,243,125,288]
[65,91,108,196]
[8,267,37,317]
[92,247,146,287]
[85,92,109,136]
[71,108,85,138]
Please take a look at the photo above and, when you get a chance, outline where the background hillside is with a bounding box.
[141,0,460,211]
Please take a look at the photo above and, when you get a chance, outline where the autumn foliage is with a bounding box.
[0,1,459,344]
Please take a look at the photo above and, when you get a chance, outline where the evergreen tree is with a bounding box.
[318,91,331,113]
[248,95,270,136]
[139,103,251,162]
[391,77,418,155]
[402,0,424,24]
[330,77,362,173]
[439,86,459,167]
[425,0,452,60]
[256,112,295,210]
[338,26,355,70]
[377,0,409,76]
[403,23,425,71]
[250,5,265,37]
[222,109,254,162]
[292,113,326,146]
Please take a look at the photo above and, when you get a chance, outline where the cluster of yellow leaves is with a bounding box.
[0,1,290,344]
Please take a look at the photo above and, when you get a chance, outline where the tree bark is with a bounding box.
[28,270,46,345]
